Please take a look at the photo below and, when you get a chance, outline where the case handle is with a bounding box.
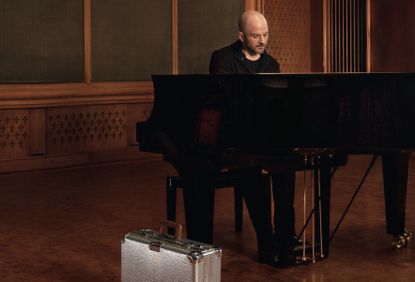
[159,220,183,241]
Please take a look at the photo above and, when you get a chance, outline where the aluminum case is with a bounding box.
[121,229,222,282]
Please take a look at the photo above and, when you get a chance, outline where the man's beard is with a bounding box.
[246,43,265,56]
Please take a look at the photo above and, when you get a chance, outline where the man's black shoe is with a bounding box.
[275,235,315,256]
[274,235,302,249]
[258,252,298,268]
[258,252,279,266]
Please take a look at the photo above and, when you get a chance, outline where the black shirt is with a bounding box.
[244,56,262,73]
[209,40,280,74]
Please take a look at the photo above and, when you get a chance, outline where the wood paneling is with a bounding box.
[0,0,248,171]
[0,109,30,160]
[0,82,153,109]
[0,100,154,168]
[311,0,324,72]
[29,108,46,156]
[46,105,128,154]
[264,0,312,73]
[369,0,415,72]
[245,0,264,12]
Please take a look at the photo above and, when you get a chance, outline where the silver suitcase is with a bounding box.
[121,222,222,282]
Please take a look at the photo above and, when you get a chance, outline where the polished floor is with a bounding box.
[1,155,415,281]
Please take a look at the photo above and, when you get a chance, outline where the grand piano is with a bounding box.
[137,73,415,261]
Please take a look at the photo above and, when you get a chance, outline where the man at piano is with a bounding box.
[208,10,298,266]
[150,10,295,267]
[144,9,283,266]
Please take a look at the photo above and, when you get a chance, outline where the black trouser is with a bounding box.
[382,151,410,235]
[272,169,296,259]
[236,167,274,253]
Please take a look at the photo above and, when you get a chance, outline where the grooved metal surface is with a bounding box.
[121,230,221,282]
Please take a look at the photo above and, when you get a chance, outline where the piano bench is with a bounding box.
[166,172,244,233]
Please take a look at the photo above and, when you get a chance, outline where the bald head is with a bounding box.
[238,10,269,59]
[238,10,268,34]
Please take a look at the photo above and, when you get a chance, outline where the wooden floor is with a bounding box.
[1,154,415,281]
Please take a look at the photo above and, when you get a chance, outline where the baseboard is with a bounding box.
[0,146,162,174]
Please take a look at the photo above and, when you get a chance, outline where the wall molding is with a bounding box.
[245,0,264,12]
[0,82,153,109]
[0,147,161,174]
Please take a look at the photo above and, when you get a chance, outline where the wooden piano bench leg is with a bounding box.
[234,185,243,232]
[166,176,179,235]
[166,173,245,235]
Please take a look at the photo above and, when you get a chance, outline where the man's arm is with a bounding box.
[209,50,233,74]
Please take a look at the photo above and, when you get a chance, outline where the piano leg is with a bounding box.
[381,151,411,247]
[180,162,218,244]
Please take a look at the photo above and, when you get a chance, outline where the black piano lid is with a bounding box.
[143,73,415,153]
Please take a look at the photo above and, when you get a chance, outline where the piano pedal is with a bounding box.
[297,256,312,265]
[392,235,408,249]
[296,254,325,265]
[295,242,325,264]
[402,229,412,243]
[392,229,412,249]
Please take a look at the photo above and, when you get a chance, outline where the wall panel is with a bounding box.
[91,0,172,81]
[0,109,30,160]
[0,0,84,83]
[179,0,244,74]
[265,0,312,73]
[370,0,415,72]
[46,105,128,155]
[0,0,249,171]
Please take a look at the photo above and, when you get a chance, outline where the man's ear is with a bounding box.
[238,32,244,42]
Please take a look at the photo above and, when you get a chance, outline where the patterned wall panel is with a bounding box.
[0,110,30,160]
[265,0,311,73]
[47,105,128,155]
